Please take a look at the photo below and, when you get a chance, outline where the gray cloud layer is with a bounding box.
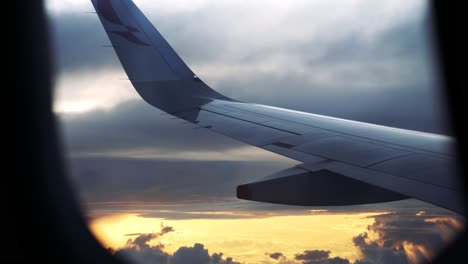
[51,0,450,134]
[69,154,459,221]
[68,156,290,205]
[58,101,247,154]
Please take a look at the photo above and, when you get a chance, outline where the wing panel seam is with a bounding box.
[224,104,451,157]
[200,108,302,136]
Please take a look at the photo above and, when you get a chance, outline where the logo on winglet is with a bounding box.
[97,0,150,46]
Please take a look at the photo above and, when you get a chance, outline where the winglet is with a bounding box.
[91,0,231,112]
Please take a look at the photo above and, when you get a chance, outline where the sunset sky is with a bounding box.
[47,1,464,263]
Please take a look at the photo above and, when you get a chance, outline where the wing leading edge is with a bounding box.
[91,0,465,215]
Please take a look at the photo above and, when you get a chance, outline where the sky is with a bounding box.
[47,0,463,263]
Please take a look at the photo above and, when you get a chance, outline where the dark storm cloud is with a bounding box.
[49,13,121,72]
[70,153,459,219]
[68,156,291,206]
[48,8,228,72]
[215,76,447,134]
[304,14,431,67]
[221,13,449,134]
[58,100,248,154]
[51,0,449,134]
[113,226,239,264]
[71,149,460,219]
[48,7,227,73]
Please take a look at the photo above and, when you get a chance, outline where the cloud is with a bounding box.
[353,211,464,264]
[50,0,449,134]
[100,206,463,264]
[171,244,239,264]
[71,148,456,216]
[125,233,144,236]
[294,250,350,264]
[161,226,175,235]
[53,68,139,113]
[112,225,239,264]
[295,250,330,262]
[67,156,294,207]
[171,243,210,264]
[262,209,462,264]
[48,12,121,73]
[262,210,463,264]
[114,225,173,264]
[58,100,299,160]
[353,233,407,264]
[268,252,284,260]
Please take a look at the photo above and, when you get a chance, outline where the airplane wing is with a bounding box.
[90,0,465,215]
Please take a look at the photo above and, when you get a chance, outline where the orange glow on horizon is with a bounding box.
[89,211,387,263]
